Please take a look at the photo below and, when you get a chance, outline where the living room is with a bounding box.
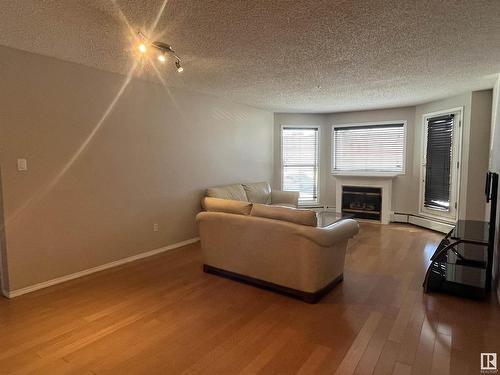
[1,1,500,374]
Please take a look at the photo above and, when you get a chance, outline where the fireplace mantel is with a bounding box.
[334,176,393,224]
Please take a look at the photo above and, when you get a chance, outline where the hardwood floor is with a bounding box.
[1,222,499,374]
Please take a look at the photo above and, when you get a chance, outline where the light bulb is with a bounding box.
[158,54,166,63]
[138,43,147,53]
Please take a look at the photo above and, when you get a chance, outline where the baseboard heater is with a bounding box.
[390,213,454,233]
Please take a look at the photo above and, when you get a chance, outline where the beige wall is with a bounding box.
[489,75,500,301]
[274,92,492,220]
[274,108,417,212]
[0,176,8,292]
[273,113,329,202]
[328,108,417,212]
[0,46,274,292]
[469,90,493,220]
[414,93,472,220]
[414,91,492,221]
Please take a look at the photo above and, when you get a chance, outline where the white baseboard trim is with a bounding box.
[391,213,409,223]
[3,237,199,299]
[408,216,453,234]
[390,212,454,234]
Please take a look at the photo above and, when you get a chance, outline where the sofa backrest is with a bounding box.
[201,196,317,227]
[206,184,248,202]
[242,182,271,204]
[250,203,317,227]
[202,197,252,215]
[205,182,273,204]
[197,211,358,249]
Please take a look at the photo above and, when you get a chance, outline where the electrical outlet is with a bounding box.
[17,158,28,171]
[153,223,159,232]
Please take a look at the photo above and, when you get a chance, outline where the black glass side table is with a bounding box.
[423,220,492,299]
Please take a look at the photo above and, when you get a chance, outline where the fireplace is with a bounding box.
[342,186,382,221]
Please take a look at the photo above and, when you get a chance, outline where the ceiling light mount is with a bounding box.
[137,31,183,72]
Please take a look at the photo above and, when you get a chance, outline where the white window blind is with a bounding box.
[332,123,405,173]
[282,127,319,204]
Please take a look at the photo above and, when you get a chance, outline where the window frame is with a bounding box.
[419,107,463,222]
[331,120,408,177]
[280,124,321,206]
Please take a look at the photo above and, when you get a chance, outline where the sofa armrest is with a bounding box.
[271,190,300,207]
[298,219,359,247]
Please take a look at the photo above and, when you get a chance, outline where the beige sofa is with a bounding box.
[196,198,359,303]
[205,181,299,208]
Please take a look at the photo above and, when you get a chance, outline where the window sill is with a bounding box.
[299,204,323,209]
[298,202,320,207]
[332,171,402,178]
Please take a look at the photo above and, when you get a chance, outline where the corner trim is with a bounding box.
[3,237,199,298]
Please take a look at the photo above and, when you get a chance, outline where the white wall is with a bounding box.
[0,46,274,292]
[274,91,492,220]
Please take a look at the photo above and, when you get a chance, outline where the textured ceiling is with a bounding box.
[1,0,500,112]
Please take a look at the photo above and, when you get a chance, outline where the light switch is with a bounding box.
[17,158,28,171]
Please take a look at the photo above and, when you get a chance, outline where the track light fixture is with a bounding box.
[137,31,183,72]
[138,43,147,54]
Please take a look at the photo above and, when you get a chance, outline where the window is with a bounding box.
[281,126,319,205]
[420,109,462,220]
[332,122,406,174]
[423,114,454,211]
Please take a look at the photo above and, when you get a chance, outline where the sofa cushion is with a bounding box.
[206,184,248,202]
[250,204,317,227]
[202,197,253,215]
[242,182,271,204]
[270,190,300,208]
